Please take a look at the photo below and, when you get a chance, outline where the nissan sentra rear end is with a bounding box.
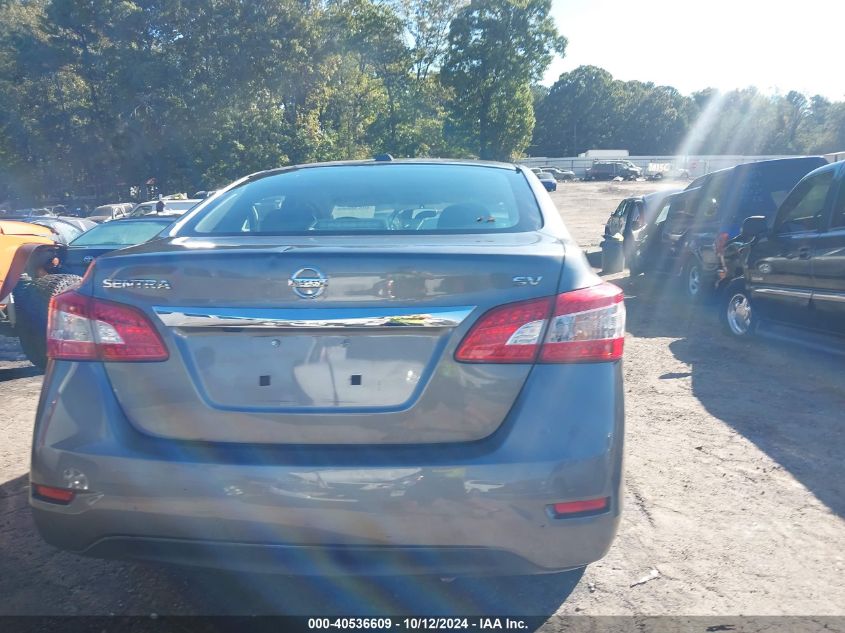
[31,160,624,576]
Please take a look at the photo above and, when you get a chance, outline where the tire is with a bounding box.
[720,278,757,338]
[13,273,82,368]
[682,259,711,301]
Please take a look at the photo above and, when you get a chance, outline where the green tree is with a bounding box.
[441,0,565,160]
[531,65,617,156]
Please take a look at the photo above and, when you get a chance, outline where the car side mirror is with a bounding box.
[740,215,768,239]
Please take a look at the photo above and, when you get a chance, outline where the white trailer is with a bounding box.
[578,149,629,159]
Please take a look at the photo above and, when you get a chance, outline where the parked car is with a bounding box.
[59,216,175,276]
[130,198,201,217]
[585,160,642,181]
[25,216,97,244]
[0,220,81,367]
[192,190,218,199]
[602,189,682,272]
[632,157,827,299]
[32,159,625,578]
[1,207,52,219]
[720,160,845,341]
[603,189,681,238]
[536,171,557,192]
[541,167,577,182]
[88,203,133,223]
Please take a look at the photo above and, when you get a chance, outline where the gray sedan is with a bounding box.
[32,159,625,577]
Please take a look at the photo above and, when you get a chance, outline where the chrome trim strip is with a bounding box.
[812,292,845,304]
[153,306,476,329]
[751,288,812,299]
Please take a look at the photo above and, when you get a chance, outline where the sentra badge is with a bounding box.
[102,279,172,290]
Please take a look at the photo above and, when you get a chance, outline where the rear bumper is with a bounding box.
[31,361,624,575]
[35,510,618,576]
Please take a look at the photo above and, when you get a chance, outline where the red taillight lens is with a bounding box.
[549,497,609,517]
[32,484,76,504]
[47,290,168,362]
[455,283,625,364]
[455,297,552,363]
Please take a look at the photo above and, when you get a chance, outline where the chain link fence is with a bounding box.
[520,154,821,180]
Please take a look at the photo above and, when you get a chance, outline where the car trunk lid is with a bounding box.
[93,233,565,444]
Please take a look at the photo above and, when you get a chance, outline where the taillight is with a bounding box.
[715,231,730,256]
[47,290,168,362]
[540,284,625,362]
[454,297,552,363]
[455,282,625,364]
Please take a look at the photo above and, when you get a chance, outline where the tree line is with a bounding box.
[530,65,845,159]
[1,0,843,205]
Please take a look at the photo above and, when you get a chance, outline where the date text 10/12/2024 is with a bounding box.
[307,618,530,630]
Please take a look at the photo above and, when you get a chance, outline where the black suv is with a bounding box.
[585,160,642,181]
[631,157,826,299]
[720,160,845,341]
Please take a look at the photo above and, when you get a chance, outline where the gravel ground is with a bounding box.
[1,180,843,617]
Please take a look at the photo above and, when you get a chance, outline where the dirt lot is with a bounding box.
[1,180,843,617]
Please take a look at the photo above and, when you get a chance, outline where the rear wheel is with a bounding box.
[13,273,82,368]
[721,279,756,338]
[683,260,710,301]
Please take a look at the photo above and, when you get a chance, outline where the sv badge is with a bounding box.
[512,276,543,286]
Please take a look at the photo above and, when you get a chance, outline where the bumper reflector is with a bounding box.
[549,497,609,518]
[32,484,76,504]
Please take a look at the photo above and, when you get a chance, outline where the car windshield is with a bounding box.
[180,164,542,235]
[32,219,83,243]
[69,220,170,246]
[131,204,156,216]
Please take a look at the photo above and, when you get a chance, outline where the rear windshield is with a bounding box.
[691,159,827,225]
[70,220,170,246]
[723,160,825,222]
[177,164,542,235]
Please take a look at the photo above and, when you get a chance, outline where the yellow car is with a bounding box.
[0,220,81,367]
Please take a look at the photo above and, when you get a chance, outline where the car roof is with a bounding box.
[137,199,201,204]
[25,214,85,223]
[732,156,826,173]
[244,158,520,184]
[0,220,55,237]
[794,159,843,181]
[643,189,681,202]
[689,157,828,189]
[105,216,175,223]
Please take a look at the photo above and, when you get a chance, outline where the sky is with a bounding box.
[544,0,845,100]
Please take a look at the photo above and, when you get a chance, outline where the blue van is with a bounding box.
[636,157,827,299]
